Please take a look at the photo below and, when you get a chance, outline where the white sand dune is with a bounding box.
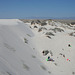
[0,19,75,75]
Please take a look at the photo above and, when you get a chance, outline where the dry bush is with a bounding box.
[45,32,55,36]
[40,65,47,71]
[50,50,53,56]
[24,38,28,44]
[51,28,64,33]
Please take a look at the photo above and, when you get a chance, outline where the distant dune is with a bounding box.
[20,19,75,25]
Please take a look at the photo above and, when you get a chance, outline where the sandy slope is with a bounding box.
[0,19,75,75]
[26,20,75,75]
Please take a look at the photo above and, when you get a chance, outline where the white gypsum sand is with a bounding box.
[0,19,75,75]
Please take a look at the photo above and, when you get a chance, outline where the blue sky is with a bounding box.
[0,0,75,19]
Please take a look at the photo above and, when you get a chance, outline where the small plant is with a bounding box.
[40,65,47,71]
[7,72,12,75]
[27,34,31,37]
[31,21,35,25]
[45,32,54,36]
[41,22,47,26]
[51,28,64,33]
[54,63,57,66]
[50,50,53,56]
[59,53,63,55]
[71,22,75,25]
[63,54,65,58]
[69,32,75,37]
[48,71,51,74]
[34,26,38,28]
[24,38,28,44]
[46,36,51,39]
[38,28,42,32]
[33,48,35,50]
[32,55,36,58]
[23,64,30,71]
[72,72,75,75]
[42,50,49,56]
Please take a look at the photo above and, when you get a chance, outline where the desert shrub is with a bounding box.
[51,28,64,33]
[38,28,42,32]
[45,32,54,36]
[48,71,51,74]
[72,72,75,75]
[36,20,41,24]
[63,54,65,58]
[42,27,47,30]
[59,53,63,55]
[50,50,53,56]
[23,64,30,71]
[46,36,51,39]
[54,63,57,66]
[7,72,12,75]
[41,22,47,26]
[42,50,49,56]
[71,22,75,25]
[27,34,31,37]
[40,65,47,71]
[69,32,75,37]
[33,48,35,50]
[38,27,47,32]
[24,38,28,44]
[32,55,36,58]
[34,26,38,28]
[31,21,35,25]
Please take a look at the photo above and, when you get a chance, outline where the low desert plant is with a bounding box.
[24,38,28,44]
[38,28,42,32]
[71,22,75,25]
[7,72,12,75]
[51,28,64,33]
[45,32,55,36]
[34,26,38,28]
[50,50,53,56]
[46,36,51,39]
[72,72,75,75]
[42,50,49,56]
[31,21,35,25]
[54,63,57,66]
[41,22,47,26]
[48,71,51,74]
[27,34,31,37]
[32,55,36,58]
[40,65,47,71]
[23,64,30,71]
[69,32,75,37]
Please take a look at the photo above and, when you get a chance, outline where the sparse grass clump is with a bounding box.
[69,32,75,37]
[38,28,42,32]
[71,22,75,25]
[50,50,53,56]
[40,65,47,71]
[54,63,57,66]
[48,71,51,74]
[46,36,51,39]
[45,32,55,36]
[7,72,12,75]
[41,22,47,26]
[24,38,28,44]
[27,34,31,37]
[72,72,75,75]
[34,26,38,28]
[38,27,47,32]
[32,55,36,58]
[51,28,64,33]
[23,64,30,71]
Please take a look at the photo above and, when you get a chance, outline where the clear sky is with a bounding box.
[0,0,75,19]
